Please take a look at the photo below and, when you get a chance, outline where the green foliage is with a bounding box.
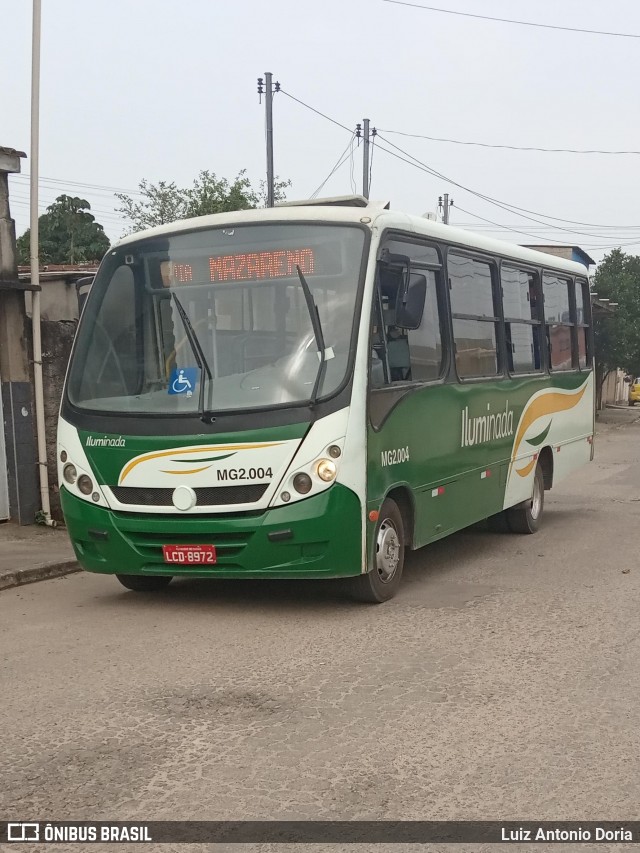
[17,195,110,265]
[115,170,291,233]
[592,249,640,382]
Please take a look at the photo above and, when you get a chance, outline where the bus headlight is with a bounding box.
[315,459,337,482]
[77,474,94,495]
[63,463,78,484]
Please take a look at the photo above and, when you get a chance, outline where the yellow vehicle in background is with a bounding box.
[629,378,640,406]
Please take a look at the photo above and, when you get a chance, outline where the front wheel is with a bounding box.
[506,465,544,534]
[116,574,173,592]
[348,498,405,603]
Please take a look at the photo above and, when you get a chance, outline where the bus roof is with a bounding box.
[114,201,590,277]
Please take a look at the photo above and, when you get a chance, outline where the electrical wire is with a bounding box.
[310,134,356,198]
[11,172,145,196]
[454,205,640,251]
[349,135,357,194]
[451,204,566,244]
[382,0,640,39]
[368,132,376,195]
[376,128,640,156]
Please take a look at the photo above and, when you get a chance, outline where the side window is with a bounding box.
[407,270,443,381]
[575,278,591,369]
[501,266,543,374]
[370,239,443,387]
[543,273,575,370]
[449,254,499,378]
[77,265,139,401]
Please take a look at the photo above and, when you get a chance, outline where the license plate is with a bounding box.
[162,545,217,565]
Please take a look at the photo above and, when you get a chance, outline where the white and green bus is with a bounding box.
[58,197,594,602]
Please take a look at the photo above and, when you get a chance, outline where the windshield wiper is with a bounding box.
[170,293,213,420]
[296,265,328,405]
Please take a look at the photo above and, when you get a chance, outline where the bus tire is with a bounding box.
[348,498,405,603]
[487,510,511,533]
[506,465,544,534]
[116,574,173,592]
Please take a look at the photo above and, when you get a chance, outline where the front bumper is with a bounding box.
[61,484,363,579]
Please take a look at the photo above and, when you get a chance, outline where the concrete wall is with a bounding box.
[601,369,629,409]
[25,278,80,322]
[41,318,77,521]
[0,157,39,524]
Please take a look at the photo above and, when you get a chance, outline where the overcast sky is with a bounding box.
[3,0,640,264]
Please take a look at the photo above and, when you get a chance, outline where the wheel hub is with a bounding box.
[376,520,400,583]
[531,474,542,520]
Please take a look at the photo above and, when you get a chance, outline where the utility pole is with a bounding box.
[258,73,279,207]
[357,120,377,199]
[362,118,370,199]
[438,193,454,224]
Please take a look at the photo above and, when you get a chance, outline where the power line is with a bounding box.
[374,133,640,237]
[11,172,145,196]
[280,85,640,231]
[377,128,640,156]
[453,204,573,243]
[455,205,640,251]
[278,88,353,134]
[382,0,640,39]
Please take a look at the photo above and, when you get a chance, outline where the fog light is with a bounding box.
[60,450,68,463]
[63,463,77,484]
[315,459,337,482]
[92,492,100,502]
[77,474,94,495]
[328,444,341,458]
[293,473,312,494]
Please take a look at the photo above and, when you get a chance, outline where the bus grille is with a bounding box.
[111,484,268,506]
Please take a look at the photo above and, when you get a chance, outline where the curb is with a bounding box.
[0,560,80,592]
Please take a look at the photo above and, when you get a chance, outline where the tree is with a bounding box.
[17,195,110,265]
[591,248,640,402]
[115,170,291,233]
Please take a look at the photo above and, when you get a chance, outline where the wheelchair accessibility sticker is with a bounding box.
[168,367,198,396]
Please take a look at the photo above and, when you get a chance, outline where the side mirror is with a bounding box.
[396,273,426,330]
[378,252,410,298]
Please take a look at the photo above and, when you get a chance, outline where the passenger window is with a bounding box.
[502,266,543,374]
[543,273,575,370]
[575,278,591,369]
[449,254,499,378]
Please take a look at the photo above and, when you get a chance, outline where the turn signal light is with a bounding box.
[293,473,312,494]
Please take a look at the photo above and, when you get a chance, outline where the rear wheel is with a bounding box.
[506,464,544,534]
[348,498,405,603]
[116,574,173,592]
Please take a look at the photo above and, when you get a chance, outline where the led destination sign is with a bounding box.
[161,248,316,286]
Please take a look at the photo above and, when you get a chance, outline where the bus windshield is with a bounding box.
[67,223,366,415]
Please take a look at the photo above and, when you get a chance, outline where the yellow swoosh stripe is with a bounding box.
[160,465,212,475]
[515,457,537,478]
[120,441,284,484]
[512,385,587,462]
